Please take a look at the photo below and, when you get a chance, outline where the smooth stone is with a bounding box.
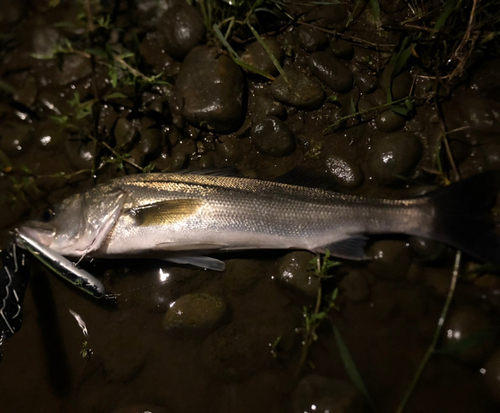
[57,53,93,86]
[137,128,163,158]
[292,375,364,413]
[30,26,60,56]
[216,135,243,163]
[368,240,412,281]
[391,71,413,100]
[0,122,33,157]
[241,37,284,77]
[296,26,328,52]
[37,90,71,116]
[483,348,500,401]
[442,305,497,364]
[33,122,64,151]
[163,293,227,333]
[471,59,500,101]
[303,5,349,30]
[102,334,147,382]
[325,155,363,188]
[251,116,295,157]
[354,72,377,94]
[448,139,471,165]
[176,46,245,133]
[12,73,37,107]
[270,66,324,109]
[65,137,96,170]
[339,269,370,302]
[369,132,423,185]
[252,95,286,119]
[408,236,447,262]
[224,259,264,294]
[0,0,26,24]
[277,251,319,298]
[330,39,353,60]
[375,110,407,133]
[114,117,138,149]
[308,52,354,93]
[157,4,205,60]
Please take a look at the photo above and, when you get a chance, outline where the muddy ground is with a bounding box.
[1,1,500,412]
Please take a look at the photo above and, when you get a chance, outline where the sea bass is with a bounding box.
[18,170,500,271]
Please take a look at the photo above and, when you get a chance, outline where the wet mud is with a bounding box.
[1,1,500,412]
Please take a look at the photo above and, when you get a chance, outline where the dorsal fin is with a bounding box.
[175,167,240,177]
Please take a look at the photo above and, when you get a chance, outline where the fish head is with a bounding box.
[19,187,127,256]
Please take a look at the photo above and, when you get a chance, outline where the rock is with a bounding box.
[442,305,497,364]
[0,0,26,24]
[367,240,412,281]
[241,37,284,77]
[292,375,364,413]
[354,72,377,94]
[308,52,354,93]
[157,5,205,60]
[251,116,295,157]
[102,334,147,382]
[111,405,167,413]
[369,132,423,185]
[375,110,407,133]
[325,155,363,188]
[65,137,96,170]
[37,90,71,117]
[216,135,243,163]
[224,259,264,293]
[11,72,37,107]
[33,121,64,151]
[136,0,170,30]
[303,5,349,30]
[163,293,227,333]
[277,251,318,298]
[252,95,286,119]
[471,59,500,102]
[0,122,33,157]
[330,39,353,60]
[408,236,447,262]
[296,26,328,52]
[339,269,370,302]
[448,139,471,165]
[391,71,413,100]
[176,46,245,133]
[270,66,324,109]
[30,26,60,56]
[57,54,93,86]
[137,128,163,158]
[114,117,139,149]
[483,348,500,401]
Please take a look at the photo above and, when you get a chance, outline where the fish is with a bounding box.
[18,170,500,272]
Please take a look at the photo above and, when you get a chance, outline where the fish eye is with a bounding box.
[40,208,55,222]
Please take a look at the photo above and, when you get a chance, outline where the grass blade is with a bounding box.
[334,326,377,411]
[433,0,459,32]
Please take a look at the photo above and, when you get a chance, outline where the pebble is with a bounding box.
[176,46,245,133]
[102,334,147,382]
[483,348,500,401]
[57,53,93,86]
[114,117,139,149]
[330,39,353,60]
[65,137,96,170]
[270,66,324,109]
[338,268,370,302]
[408,236,447,262]
[303,5,349,30]
[308,52,354,93]
[292,375,364,413]
[367,240,412,281]
[251,116,295,157]
[0,122,33,157]
[325,155,363,188]
[252,95,286,119]
[163,293,227,333]
[391,71,413,100]
[216,135,243,163]
[111,405,167,413]
[0,0,25,24]
[11,72,37,107]
[157,4,205,60]
[442,305,497,364]
[30,26,60,56]
[137,128,163,158]
[33,121,64,151]
[241,37,284,77]
[375,110,407,133]
[277,251,319,298]
[296,26,328,52]
[448,139,471,165]
[470,59,500,102]
[224,259,264,293]
[369,132,423,185]
[354,72,377,94]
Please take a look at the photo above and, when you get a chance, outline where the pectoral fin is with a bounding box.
[164,256,226,271]
[323,236,369,260]
[132,198,204,227]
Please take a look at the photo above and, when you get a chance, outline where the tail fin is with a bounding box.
[426,170,500,264]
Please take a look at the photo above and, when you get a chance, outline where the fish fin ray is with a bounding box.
[163,256,225,271]
[131,198,204,227]
[323,236,369,260]
[175,167,240,177]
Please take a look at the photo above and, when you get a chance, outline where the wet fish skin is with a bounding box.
[19,171,500,270]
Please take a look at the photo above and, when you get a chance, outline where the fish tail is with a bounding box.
[426,170,500,264]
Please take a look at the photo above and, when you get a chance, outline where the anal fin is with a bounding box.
[323,236,369,260]
[163,256,226,271]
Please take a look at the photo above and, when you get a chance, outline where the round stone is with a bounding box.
[308,51,354,93]
[354,72,377,94]
[367,240,412,281]
[241,37,284,77]
[339,268,370,302]
[157,5,205,60]
[391,71,413,100]
[277,251,319,298]
[369,132,423,185]
[114,117,138,149]
[483,348,500,401]
[329,39,353,59]
[251,116,295,157]
[252,95,286,119]
[0,122,33,157]
[375,110,407,133]
[408,236,447,262]
[296,26,328,52]
[325,155,363,188]
[163,293,227,333]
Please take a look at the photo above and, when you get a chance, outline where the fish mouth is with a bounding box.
[17,224,55,248]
